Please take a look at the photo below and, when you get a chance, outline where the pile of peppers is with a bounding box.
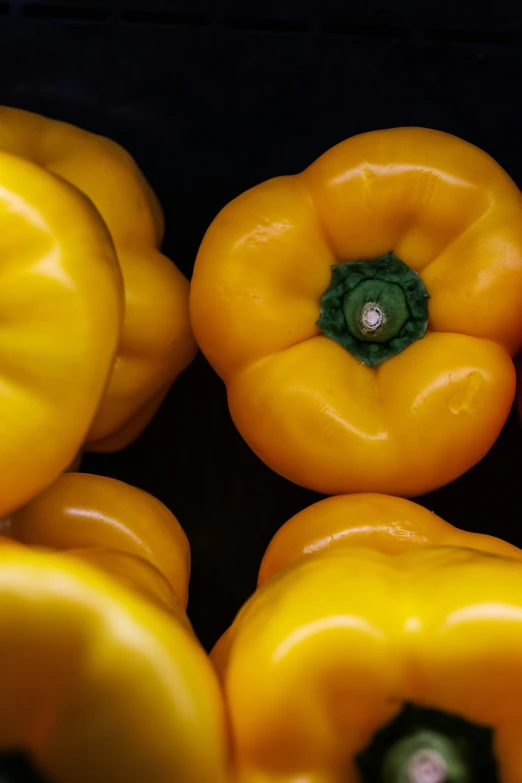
[1,107,522,783]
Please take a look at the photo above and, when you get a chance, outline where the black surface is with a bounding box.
[0,0,521,652]
[0,754,50,783]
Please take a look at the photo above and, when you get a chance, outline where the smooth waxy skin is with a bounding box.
[214,546,522,783]
[0,151,122,516]
[0,106,197,451]
[0,545,228,783]
[191,128,522,496]
[215,494,522,782]
[0,474,229,782]
[258,493,522,586]
[7,472,191,609]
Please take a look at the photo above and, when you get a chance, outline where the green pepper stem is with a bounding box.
[317,251,429,367]
[383,731,469,783]
[405,748,447,782]
[360,303,386,334]
[355,703,498,783]
[342,279,411,344]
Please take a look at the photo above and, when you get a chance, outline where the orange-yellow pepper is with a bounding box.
[0,473,228,783]
[214,494,522,782]
[0,106,198,453]
[258,492,522,586]
[0,150,122,517]
[5,471,191,610]
[191,128,522,496]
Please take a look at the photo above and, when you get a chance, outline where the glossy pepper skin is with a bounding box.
[0,106,198,452]
[213,494,522,782]
[191,128,522,497]
[5,471,192,610]
[0,473,228,783]
[0,150,122,517]
[258,492,522,586]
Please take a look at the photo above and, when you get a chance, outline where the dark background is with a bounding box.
[1,0,521,653]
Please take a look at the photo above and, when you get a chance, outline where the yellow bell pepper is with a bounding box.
[0,149,122,517]
[191,128,522,497]
[5,471,191,609]
[214,494,522,782]
[0,106,198,453]
[258,492,522,586]
[0,472,228,783]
